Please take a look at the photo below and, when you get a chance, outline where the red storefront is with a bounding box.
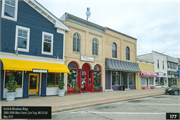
[67,61,102,93]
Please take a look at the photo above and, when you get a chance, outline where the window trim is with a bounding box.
[112,42,117,58]
[92,38,99,56]
[15,25,30,52]
[72,32,81,53]
[1,0,18,21]
[41,31,54,55]
[126,46,130,60]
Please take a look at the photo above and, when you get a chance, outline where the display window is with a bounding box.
[112,71,120,86]
[129,73,135,85]
[47,73,62,87]
[5,70,22,88]
[93,64,101,87]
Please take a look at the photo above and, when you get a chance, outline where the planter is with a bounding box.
[142,86,148,89]
[58,89,65,97]
[150,86,156,89]
[5,92,16,102]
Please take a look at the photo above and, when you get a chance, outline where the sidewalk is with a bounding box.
[0,88,166,117]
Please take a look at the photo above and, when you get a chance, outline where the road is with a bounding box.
[51,94,180,120]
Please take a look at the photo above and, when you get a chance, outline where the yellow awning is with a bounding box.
[1,58,69,73]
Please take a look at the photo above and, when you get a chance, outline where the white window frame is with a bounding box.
[92,38,99,56]
[149,77,154,85]
[41,32,53,55]
[140,76,146,86]
[1,0,18,21]
[72,33,81,53]
[15,25,30,52]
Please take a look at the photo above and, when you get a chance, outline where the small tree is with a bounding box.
[6,73,17,92]
[73,87,79,92]
[58,77,65,89]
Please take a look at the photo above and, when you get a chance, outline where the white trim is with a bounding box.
[57,28,65,34]
[15,25,30,52]
[1,0,18,21]
[41,31,53,55]
[33,69,47,73]
[0,52,65,64]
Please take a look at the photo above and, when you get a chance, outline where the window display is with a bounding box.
[5,71,22,88]
[129,73,135,85]
[67,62,78,88]
[93,65,101,87]
[47,73,61,87]
[112,71,120,86]
[149,77,154,85]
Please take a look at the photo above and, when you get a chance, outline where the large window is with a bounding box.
[140,76,146,86]
[5,71,22,88]
[129,73,135,85]
[157,60,159,68]
[149,77,154,85]
[155,77,164,86]
[126,46,130,60]
[15,26,30,52]
[112,42,117,58]
[1,0,18,21]
[93,64,101,86]
[67,62,78,88]
[47,73,62,87]
[168,62,170,69]
[92,38,98,56]
[42,32,53,55]
[73,33,80,53]
[112,71,120,86]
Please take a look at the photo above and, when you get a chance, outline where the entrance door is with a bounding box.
[82,63,91,92]
[28,73,39,95]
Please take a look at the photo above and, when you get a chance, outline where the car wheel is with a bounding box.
[174,91,179,95]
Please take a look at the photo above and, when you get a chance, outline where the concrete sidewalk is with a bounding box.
[0,88,166,118]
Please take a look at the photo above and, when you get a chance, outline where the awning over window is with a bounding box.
[105,58,141,73]
[1,58,69,73]
[140,71,158,77]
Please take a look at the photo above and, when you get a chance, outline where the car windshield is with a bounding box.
[174,85,180,88]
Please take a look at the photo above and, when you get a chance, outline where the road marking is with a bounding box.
[71,111,165,115]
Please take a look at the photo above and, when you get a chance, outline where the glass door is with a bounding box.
[28,73,39,95]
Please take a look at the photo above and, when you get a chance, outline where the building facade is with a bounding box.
[0,0,69,100]
[137,58,157,89]
[167,56,179,86]
[137,51,168,88]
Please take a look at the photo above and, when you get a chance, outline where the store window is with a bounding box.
[126,46,130,60]
[73,33,80,53]
[140,76,146,86]
[67,62,78,88]
[112,71,120,86]
[149,77,154,85]
[92,38,98,56]
[129,73,135,85]
[112,42,117,58]
[93,64,101,86]
[47,73,62,87]
[155,77,164,86]
[5,71,22,88]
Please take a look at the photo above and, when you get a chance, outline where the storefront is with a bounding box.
[66,58,103,94]
[105,58,141,90]
[167,71,178,86]
[177,70,180,85]
[155,72,167,87]
[1,58,69,100]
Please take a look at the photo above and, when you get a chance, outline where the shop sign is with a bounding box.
[33,69,47,73]
[159,72,163,77]
[80,56,94,62]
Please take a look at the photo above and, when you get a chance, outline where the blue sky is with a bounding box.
[37,0,180,58]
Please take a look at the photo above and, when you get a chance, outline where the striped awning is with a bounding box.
[105,58,141,73]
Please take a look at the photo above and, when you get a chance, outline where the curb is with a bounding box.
[52,92,164,113]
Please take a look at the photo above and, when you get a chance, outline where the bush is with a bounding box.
[73,87,79,92]
[6,73,17,92]
[94,86,99,90]
[58,77,65,89]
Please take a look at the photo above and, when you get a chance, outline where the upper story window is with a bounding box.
[73,33,80,53]
[126,46,130,60]
[92,38,98,56]
[42,32,53,55]
[162,61,164,69]
[15,25,30,52]
[168,62,170,69]
[1,0,18,21]
[112,42,117,58]
[157,59,159,68]
[171,63,173,69]
[174,64,176,69]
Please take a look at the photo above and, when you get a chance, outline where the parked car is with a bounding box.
[165,85,180,95]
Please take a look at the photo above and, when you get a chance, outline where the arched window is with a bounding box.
[73,33,80,52]
[126,46,130,60]
[92,38,98,55]
[94,64,101,87]
[67,61,79,88]
[112,42,117,58]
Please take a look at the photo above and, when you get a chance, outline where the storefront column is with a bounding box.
[64,73,67,92]
[110,71,112,89]
[79,69,82,93]
[91,70,94,92]
[120,72,121,86]
[1,70,4,100]
[127,73,129,89]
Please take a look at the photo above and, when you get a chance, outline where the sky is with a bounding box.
[37,0,180,58]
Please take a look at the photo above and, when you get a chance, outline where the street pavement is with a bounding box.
[0,88,167,119]
[52,94,180,120]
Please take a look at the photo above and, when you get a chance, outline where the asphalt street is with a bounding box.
[51,94,180,120]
